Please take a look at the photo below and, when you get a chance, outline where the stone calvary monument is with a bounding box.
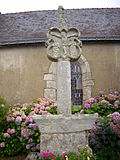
[33,6,97,154]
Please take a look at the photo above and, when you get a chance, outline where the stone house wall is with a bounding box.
[0,42,119,103]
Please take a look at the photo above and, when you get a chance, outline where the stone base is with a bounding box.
[41,131,86,154]
[33,114,97,154]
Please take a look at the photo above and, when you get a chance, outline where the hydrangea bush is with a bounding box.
[88,113,120,160]
[0,89,120,158]
[0,98,57,157]
[80,90,120,116]
[76,89,120,159]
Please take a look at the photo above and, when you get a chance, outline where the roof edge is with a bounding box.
[0,37,120,47]
[1,7,120,15]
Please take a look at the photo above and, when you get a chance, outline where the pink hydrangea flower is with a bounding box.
[16,116,22,123]
[40,106,45,110]
[39,110,43,114]
[11,117,15,122]
[84,103,91,109]
[111,112,120,124]
[7,128,11,134]
[6,116,11,122]
[29,117,33,123]
[26,144,31,150]
[25,117,29,123]
[108,94,116,101]
[88,98,95,104]
[0,142,5,148]
[10,129,15,134]
[34,107,39,113]
[114,100,119,109]
[21,112,26,119]
[54,103,57,107]
[4,133,10,138]
[14,111,20,116]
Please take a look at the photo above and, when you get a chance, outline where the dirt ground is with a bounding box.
[0,154,27,160]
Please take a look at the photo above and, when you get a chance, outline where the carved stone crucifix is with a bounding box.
[46,6,82,115]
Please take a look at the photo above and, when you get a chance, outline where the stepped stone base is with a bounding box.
[33,114,97,154]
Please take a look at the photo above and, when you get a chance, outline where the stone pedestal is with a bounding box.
[33,114,97,154]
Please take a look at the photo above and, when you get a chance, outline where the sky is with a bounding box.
[0,0,120,14]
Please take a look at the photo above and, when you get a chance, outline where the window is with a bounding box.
[71,62,83,105]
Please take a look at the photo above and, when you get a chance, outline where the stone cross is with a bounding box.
[33,7,97,155]
[46,6,82,115]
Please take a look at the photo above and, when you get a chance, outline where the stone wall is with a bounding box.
[83,43,120,95]
[0,43,119,103]
[0,45,51,103]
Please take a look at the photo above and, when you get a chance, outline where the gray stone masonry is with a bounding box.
[33,114,98,154]
[57,61,71,115]
[33,114,97,133]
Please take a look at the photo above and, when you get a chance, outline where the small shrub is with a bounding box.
[89,116,120,160]
[0,97,57,157]
[0,97,9,125]
[80,90,120,117]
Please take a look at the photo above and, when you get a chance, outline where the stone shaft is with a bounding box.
[57,61,71,115]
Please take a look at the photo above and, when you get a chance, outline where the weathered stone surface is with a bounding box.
[49,62,57,74]
[33,114,98,133]
[33,114,98,154]
[57,61,71,115]
[82,80,94,87]
[46,81,56,89]
[82,72,92,81]
[46,27,82,61]
[83,86,92,101]
[44,89,56,99]
[40,132,86,154]
[79,54,87,65]
[46,6,82,62]
[81,62,90,74]
[44,74,56,81]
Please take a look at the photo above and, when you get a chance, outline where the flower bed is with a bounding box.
[26,145,95,160]
[80,90,120,116]
[80,90,120,160]
[0,89,120,159]
[0,98,56,157]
